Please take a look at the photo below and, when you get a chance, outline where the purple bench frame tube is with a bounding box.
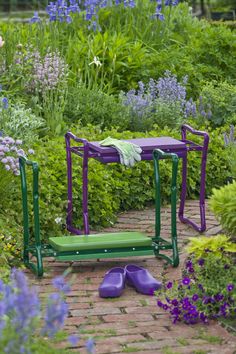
[65,132,90,235]
[179,124,209,232]
[65,125,209,235]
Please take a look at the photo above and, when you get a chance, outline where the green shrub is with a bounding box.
[148,4,236,98]
[198,81,236,127]
[209,181,236,237]
[64,84,130,130]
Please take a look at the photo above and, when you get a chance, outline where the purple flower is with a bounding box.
[182,277,191,286]
[171,299,178,306]
[86,338,95,353]
[166,281,173,289]
[52,276,71,294]
[198,258,205,266]
[227,284,234,292]
[214,293,224,302]
[192,294,199,302]
[171,306,181,315]
[185,260,193,269]
[157,300,163,308]
[198,283,204,292]
[188,267,195,273]
[163,304,169,311]
[2,97,8,109]
[42,293,69,337]
[68,334,80,346]
[165,296,171,303]
[30,50,68,92]
[30,11,41,23]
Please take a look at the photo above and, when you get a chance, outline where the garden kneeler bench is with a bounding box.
[65,125,209,236]
[19,150,179,277]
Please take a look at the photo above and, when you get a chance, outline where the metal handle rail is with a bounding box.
[65,132,90,235]
[153,149,179,267]
[180,124,209,232]
[19,156,43,276]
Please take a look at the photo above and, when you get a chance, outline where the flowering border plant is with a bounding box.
[0,269,95,353]
[157,238,236,325]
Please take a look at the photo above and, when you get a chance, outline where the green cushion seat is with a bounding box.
[49,232,152,252]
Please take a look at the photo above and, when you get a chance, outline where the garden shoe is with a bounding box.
[125,264,162,295]
[98,267,126,298]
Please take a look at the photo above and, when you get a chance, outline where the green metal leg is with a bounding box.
[20,157,44,277]
[152,149,179,267]
[23,246,44,277]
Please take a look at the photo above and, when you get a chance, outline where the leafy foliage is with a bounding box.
[1,100,45,140]
[209,181,236,238]
[64,84,130,130]
[186,234,236,259]
[0,2,235,100]
[199,81,236,127]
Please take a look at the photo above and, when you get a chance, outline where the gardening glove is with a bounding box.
[100,137,142,167]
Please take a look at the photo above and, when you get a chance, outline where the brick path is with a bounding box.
[26,200,236,354]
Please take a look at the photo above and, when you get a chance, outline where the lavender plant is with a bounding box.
[8,44,68,135]
[29,49,68,135]
[120,71,196,131]
[157,244,236,325]
[0,269,95,353]
[31,50,68,92]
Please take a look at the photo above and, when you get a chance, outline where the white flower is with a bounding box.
[89,56,102,67]
[0,36,4,48]
[55,217,62,224]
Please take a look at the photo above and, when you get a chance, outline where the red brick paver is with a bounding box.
[25,200,236,353]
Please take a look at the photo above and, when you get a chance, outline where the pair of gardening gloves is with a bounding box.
[100,137,142,167]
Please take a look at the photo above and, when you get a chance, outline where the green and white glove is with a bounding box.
[100,137,142,167]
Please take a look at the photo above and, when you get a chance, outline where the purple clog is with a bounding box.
[125,264,162,295]
[99,267,126,298]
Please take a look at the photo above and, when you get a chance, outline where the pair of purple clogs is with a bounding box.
[99,264,162,298]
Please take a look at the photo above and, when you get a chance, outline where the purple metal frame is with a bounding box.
[65,124,209,235]
[179,124,209,232]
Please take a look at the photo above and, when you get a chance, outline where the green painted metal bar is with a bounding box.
[55,249,154,261]
[153,148,179,267]
[19,156,43,276]
[19,156,30,265]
